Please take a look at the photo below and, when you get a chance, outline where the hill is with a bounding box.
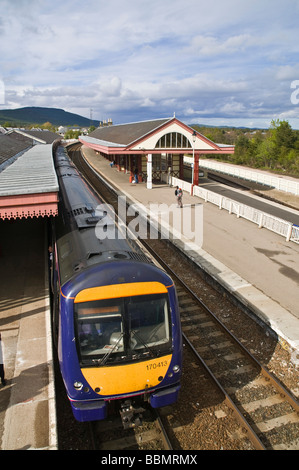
[0,106,100,127]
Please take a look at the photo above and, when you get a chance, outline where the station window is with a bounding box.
[155,132,192,149]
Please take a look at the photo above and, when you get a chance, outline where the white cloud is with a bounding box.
[221,100,246,115]
[275,65,299,81]
[1,0,299,128]
[189,34,255,56]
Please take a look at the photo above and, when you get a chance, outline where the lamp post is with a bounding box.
[191,130,196,194]
[147,153,152,189]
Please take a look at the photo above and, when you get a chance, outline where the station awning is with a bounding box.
[0,144,59,220]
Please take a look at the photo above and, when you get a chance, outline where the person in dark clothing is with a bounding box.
[175,186,183,208]
[134,168,139,184]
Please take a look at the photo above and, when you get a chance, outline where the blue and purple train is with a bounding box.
[50,146,182,426]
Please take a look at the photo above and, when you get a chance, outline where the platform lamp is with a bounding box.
[191,130,197,189]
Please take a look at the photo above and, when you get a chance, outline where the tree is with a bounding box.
[40,121,56,132]
[194,119,299,176]
[255,138,276,168]
[64,129,81,139]
[234,135,252,164]
[270,119,296,150]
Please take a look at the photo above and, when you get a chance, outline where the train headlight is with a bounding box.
[173,365,180,373]
[74,381,83,390]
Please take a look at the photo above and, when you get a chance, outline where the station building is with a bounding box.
[79,116,234,190]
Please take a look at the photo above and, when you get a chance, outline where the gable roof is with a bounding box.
[8,129,61,144]
[0,134,32,167]
[80,116,234,155]
[88,118,171,146]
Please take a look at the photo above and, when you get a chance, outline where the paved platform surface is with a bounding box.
[81,145,299,354]
[0,218,56,450]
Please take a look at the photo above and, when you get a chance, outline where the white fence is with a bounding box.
[196,159,299,196]
[165,174,299,245]
[292,224,299,243]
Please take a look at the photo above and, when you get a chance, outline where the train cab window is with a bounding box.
[75,302,124,365]
[74,293,172,366]
[128,294,170,352]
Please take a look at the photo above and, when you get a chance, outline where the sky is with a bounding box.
[1,0,299,128]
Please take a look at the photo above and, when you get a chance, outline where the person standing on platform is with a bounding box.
[175,186,183,208]
[0,333,6,386]
[134,168,139,184]
[177,187,183,208]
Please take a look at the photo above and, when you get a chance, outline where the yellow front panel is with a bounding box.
[75,281,169,303]
[82,354,172,396]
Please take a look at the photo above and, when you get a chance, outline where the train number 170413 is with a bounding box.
[146,360,168,371]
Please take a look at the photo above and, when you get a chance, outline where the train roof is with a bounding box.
[54,147,153,285]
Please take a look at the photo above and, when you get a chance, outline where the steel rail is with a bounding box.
[154,410,173,450]
[182,332,265,450]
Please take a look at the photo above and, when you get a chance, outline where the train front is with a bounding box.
[60,263,182,425]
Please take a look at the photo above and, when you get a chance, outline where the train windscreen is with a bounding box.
[74,293,172,366]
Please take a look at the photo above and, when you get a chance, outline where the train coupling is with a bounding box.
[119,400,145,429]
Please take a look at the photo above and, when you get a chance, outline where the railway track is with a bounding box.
[149,253,299,450]
[67,143,299,450]
[89,408,172,450]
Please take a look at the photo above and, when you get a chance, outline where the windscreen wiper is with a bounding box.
[97,333,124,366]
[131,330,156,357]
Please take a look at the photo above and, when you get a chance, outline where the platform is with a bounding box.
[81,145,299,355]
[0,218,56,450]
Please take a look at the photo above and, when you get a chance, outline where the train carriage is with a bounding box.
[51,146,182,425]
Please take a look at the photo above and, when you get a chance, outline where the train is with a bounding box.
[50,145,182,426]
